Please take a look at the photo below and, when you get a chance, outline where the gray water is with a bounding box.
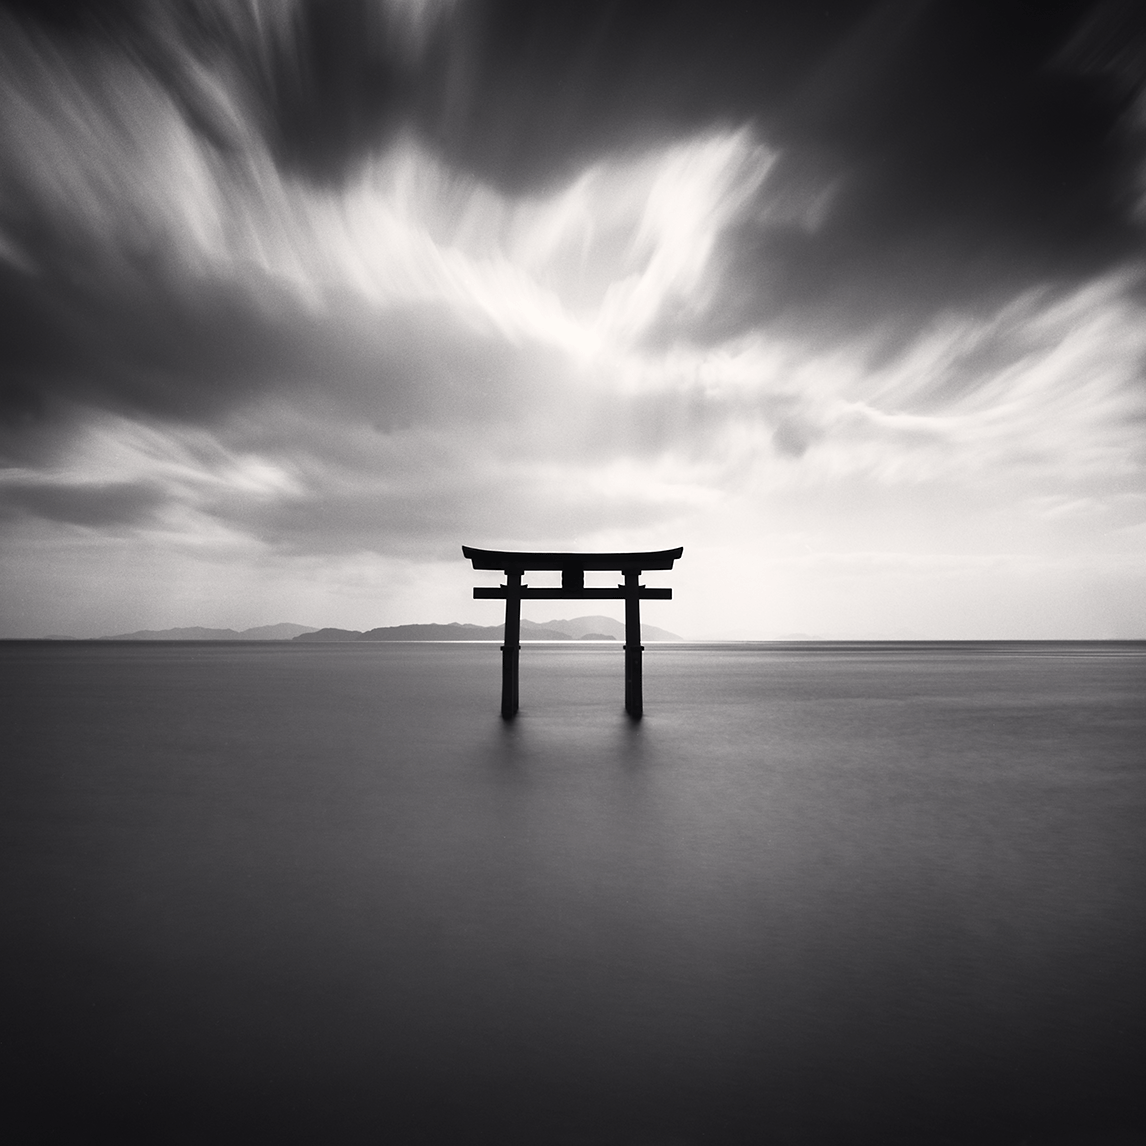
[3,641,1145,1144]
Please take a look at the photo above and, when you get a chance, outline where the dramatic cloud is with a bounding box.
[0,475,166,527]
[1,0,1145,637]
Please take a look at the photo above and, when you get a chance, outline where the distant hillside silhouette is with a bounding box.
[94,616,686,642]
[294,616,683,641]
[299,620,573,642]
[530,615,682,642]
[98,623,317,640]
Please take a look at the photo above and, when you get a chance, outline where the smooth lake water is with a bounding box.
[3,641,1145,1145]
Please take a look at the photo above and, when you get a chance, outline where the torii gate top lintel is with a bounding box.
[461,545,683,572]
[463,544,683,719]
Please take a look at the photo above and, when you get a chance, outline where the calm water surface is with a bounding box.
[2,641,1145,1144]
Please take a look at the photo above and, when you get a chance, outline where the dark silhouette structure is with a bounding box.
[463,546,683,719]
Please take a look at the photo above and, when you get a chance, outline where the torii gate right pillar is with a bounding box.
[623,568,644,718]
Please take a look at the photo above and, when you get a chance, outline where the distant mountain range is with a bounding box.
[295,615,683,642]
[94,616,683,641]
[96,622,319,641]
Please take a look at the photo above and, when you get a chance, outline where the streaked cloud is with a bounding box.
[2,1,1145,637]
[0,476,166,528]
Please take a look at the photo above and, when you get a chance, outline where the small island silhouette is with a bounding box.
[295,616,681,642]
[94,616,683,642]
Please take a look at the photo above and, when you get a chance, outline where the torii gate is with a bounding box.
[463,545,683,719]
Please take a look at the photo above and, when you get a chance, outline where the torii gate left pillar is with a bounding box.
[463,546,683,719]
[500,567,522,719]
[623,568,643,718]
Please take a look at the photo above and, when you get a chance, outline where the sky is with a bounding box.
[2,0,1145,639]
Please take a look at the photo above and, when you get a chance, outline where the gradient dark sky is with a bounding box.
[2,0,1145,637]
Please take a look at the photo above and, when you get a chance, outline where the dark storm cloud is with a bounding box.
[3,0,1145,523]
[203,448,691,557]
[0,232,541,468]
[699,1,1146,342]
[4,0,1145,402]
[11,1,1143,244]
[0,0,420,182]
[0,254,307,434]
[208,480,488,556]
[411,1,1146,334]
[0,476,165,527]
[420,0,876,189]
[1,1,881,192]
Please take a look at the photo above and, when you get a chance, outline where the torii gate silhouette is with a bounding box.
[463,545,683,719]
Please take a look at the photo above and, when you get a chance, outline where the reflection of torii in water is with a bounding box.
[463,546,684,720]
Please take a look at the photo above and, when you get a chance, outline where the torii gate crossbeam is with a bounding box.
[463,546,683,719]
